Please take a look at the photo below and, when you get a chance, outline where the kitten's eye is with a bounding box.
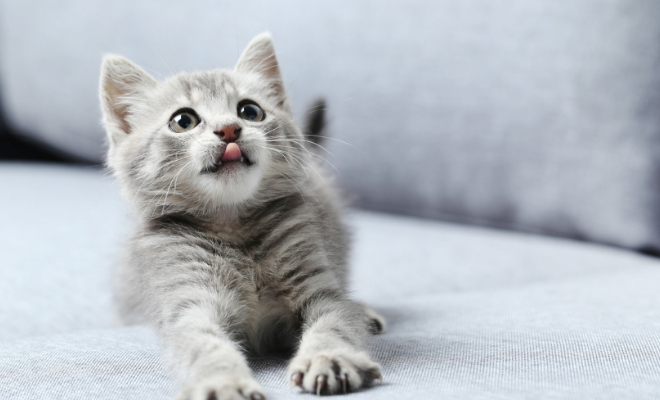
[169,110,200,133]
[238,101,265,122]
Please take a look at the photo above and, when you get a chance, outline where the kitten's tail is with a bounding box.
[303,98,326,148]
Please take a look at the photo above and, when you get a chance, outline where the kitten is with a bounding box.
[100,33,384,400]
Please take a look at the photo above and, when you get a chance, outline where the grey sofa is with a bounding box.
[3,1,660,399]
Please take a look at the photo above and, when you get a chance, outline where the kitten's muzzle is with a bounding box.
[201,142,254,174]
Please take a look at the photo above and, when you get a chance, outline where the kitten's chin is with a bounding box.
[196,166,263,207]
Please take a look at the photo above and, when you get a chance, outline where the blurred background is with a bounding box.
[2,0,660,253]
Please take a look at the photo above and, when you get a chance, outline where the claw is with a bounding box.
[316,375,327,396]
[375,372,383,384]
[250,393,265,400]
[340,373,348,394]
[291,372,303,388]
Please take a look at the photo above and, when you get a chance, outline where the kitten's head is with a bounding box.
[100,33,306,215]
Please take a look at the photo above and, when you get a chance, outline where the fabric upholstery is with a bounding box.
[2,163,660,399]
[2,1,660,250]
[0,163,128,339]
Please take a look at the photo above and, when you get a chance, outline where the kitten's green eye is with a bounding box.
[169,109,200,133]
[238,101,265,122]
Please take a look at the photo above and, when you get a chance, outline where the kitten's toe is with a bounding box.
[315,374,328,395]
[339,372,348,393]
[291,371,304,387]
[173,374,266,400]
[288,350,381,395]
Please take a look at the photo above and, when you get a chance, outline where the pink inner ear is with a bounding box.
[235,34,279,77]
[222,143,242,162]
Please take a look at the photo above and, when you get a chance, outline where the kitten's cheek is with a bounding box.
[189,144,212,171]
[253,146,270,169]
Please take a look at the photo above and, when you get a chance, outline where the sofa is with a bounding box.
[2,1,660,399]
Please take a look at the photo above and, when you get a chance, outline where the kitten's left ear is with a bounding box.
[235,33,289,110]
[99,55,157,141]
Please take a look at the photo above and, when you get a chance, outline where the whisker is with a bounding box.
[265,137,334,156]
[263,142,339,174]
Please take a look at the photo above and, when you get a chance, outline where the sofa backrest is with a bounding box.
[2,0,660,251]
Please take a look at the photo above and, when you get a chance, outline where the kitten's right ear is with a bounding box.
[99,55,156,140]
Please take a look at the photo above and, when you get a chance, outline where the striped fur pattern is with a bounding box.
[99,33,384,400]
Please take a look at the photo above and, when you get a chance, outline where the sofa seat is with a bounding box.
[2,162,660,399]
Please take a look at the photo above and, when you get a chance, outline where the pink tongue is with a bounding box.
[221,143,242,162]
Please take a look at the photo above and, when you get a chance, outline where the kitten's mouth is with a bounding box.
[201,143,254,174]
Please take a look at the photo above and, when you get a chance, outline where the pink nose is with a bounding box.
[214,125,241,142]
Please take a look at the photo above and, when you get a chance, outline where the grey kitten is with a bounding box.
[99,33,384,400]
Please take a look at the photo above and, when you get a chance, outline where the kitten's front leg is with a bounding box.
[160,289,265,400]
[288,294,382,395]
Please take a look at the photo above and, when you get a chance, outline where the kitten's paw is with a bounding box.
[363,305,386,334]
[173,375,266,400]
[288,350,381,395]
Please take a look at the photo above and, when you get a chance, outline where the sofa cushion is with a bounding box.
[2,1,660,250]
[0,327,174,399]
[4,272,660,399]
[0,163,128,339]
[3,163,660,398]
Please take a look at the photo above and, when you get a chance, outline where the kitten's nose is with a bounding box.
[214,125,241,142]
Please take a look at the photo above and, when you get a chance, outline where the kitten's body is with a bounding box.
[117,158,350,355]
[101,34,383,400]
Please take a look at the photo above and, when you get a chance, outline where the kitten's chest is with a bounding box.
[210,224,294,276]
[204,217,324,305]
[209,235,291,298]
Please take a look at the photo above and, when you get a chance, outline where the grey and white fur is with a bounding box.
[99,33,385,400]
